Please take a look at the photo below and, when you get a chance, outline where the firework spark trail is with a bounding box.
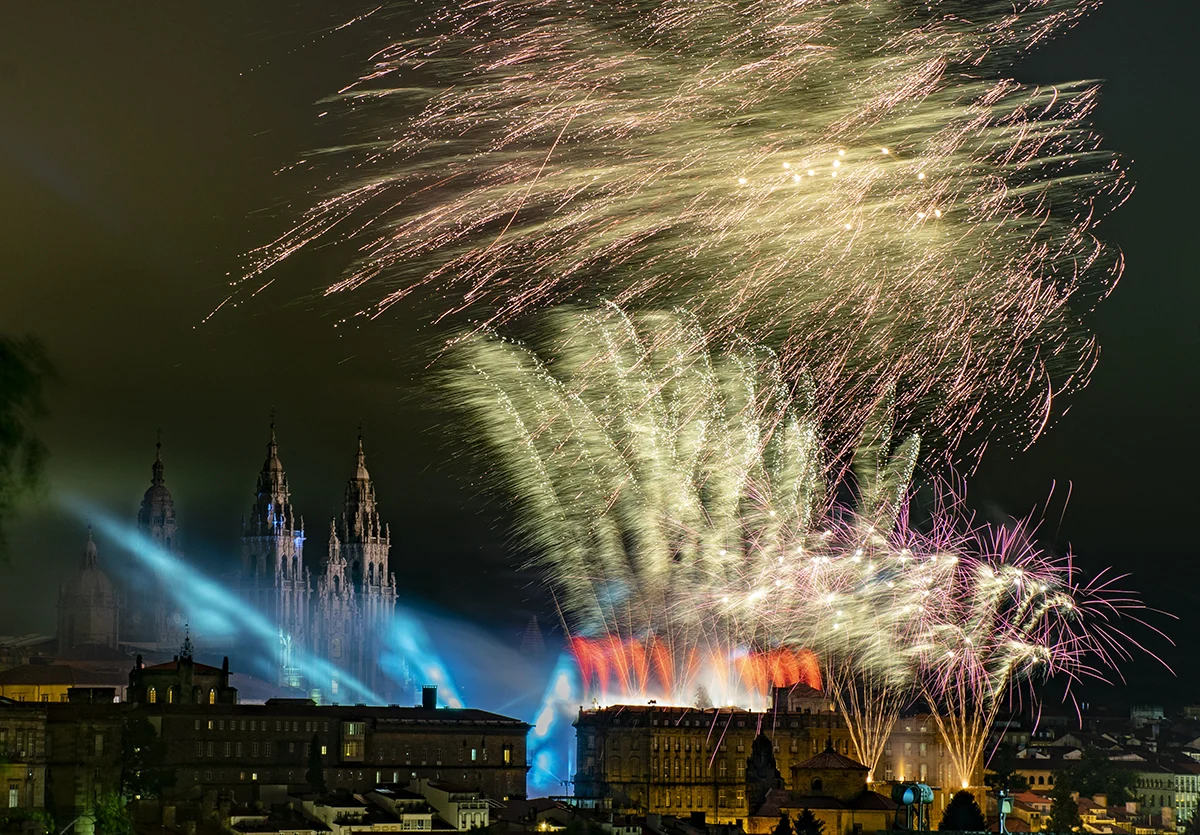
[232,0,1128,458]
[444,306,1162,783]
[443,305,931,766]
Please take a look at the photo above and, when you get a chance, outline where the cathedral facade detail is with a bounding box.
[236,426,399,702]
[59,429,402,704]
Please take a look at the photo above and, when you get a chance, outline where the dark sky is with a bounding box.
[0,2,1196,701]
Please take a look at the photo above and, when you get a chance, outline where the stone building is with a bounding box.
[573,694,982,825]
[572,702,856,823]
[55,530,120,654]
[0,699,47,817]
[122,441,186,648]
[237,426,399,700]
[126,634,238,707]
[55,427,404,702]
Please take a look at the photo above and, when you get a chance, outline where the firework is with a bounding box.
[444,305,930,771]
[233,0,1128,456]
[914,520,1164,788]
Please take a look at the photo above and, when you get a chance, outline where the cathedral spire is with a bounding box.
[138,435,177,550]
[82,526,98,568]
[248,420,296,535]
[151,429,164,487]
[342,433,381,541]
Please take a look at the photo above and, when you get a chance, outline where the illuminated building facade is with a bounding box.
[573,695,981,824]
[572,702,856,823]
[238,426,399,699]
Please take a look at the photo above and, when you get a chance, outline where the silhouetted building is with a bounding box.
[56,529,120,653]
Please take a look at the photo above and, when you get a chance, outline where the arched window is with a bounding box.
[811,778,823,793]
[208,689,216,705]
[332,638,342,658]
[148,686,157,704]
[167,686,176,704]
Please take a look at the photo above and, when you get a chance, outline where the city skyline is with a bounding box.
[0,0,1196,705]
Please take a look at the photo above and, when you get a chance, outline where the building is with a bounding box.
[57,428,404,702]
[572,702,857,823]
[126,635,239,706]
[572,693,983,825]
[0,698,47,817]
[123,440,186,649]
[56,529,120,654]
[746,744,896,835]
[237,427,400,700]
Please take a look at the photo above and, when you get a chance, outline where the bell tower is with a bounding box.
[240,422,309,688]
[335,434,396,696]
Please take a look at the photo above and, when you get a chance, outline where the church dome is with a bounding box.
[61,530,116,601]
[58,528,120,652]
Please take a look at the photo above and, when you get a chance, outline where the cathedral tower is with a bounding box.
[124,439,182,646]
[314,519,359,700]
[57,528,120,652]
[333,435,396,696]
[240,423,309,688]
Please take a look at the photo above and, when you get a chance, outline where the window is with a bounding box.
[95,734,104,756]
[812,778,823,793]
[8,784,18,809]
[208,690,216,705]
[224,742,232,758]
[321,745,327,756]
[148,687,157,704]
[503,744,512,765]
[196,742,203,758]
[167,687,174,704]
[194,720,200,731]
[206,742,213,757]
[471,748,477,762]
[235,742,242,757]
[719,760,727,778]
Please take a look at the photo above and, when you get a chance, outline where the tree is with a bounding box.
[985,742,1030,794]
[1048,779,1082,833]
[121,714,174,800]
[0,335,55,559]
[793,808,825,835]
[939,790,986,831]
[1060,747,1137,804]
[773,813,794,835]
[93,792,135,835]
[307,733,326,792]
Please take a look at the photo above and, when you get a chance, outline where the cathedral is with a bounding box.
[56,426,401,704]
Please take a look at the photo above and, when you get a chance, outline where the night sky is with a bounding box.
[0,2,1196,703]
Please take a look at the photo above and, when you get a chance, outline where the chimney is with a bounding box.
[222,656,230,674]
[422,685,437,710]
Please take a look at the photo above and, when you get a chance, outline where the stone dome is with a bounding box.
[58,529,120,651]
[61,530,116,600]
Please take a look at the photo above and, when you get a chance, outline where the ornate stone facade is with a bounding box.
[237,426,399,701]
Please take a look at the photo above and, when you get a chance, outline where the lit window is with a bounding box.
[209,690,216,705]
[148,687,157,704]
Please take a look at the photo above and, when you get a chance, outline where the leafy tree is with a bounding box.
[939,790,986,831]
[1059,747,1136,804]
[0,807,54,834]
[121,714,174,799]
[793,808,825,835]
[985,742,1030,794]
[773,813,794,835]
[307,733,326,792]
[1048,780,1082,833]
[93,792,135,835]
[0,335,55,559]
